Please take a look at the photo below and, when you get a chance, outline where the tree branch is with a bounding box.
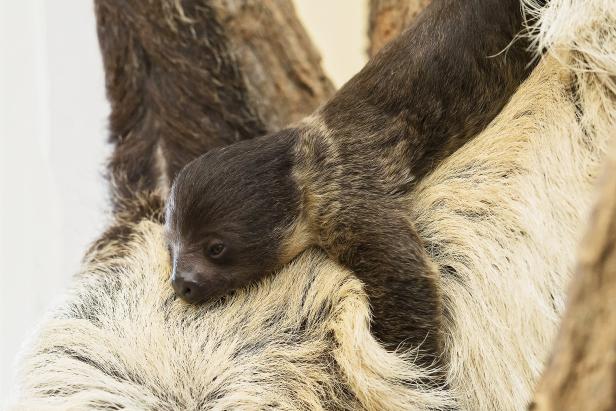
[531,151,616,411]
[368,0,432,57]
[213,0,335,130]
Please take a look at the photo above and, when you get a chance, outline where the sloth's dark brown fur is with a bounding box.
[95,0,265,223]
[167,0,538,361]
[95,0,332,221]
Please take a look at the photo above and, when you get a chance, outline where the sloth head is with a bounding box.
[165,131,301,304]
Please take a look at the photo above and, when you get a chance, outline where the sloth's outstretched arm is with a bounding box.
[322,205,441,358]
[301,0,539,359]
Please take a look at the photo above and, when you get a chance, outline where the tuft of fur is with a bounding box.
[10,0,616,409]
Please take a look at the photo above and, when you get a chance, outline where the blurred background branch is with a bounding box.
[531,151,616,411]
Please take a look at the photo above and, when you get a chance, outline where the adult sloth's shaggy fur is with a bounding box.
[11,0,616,410]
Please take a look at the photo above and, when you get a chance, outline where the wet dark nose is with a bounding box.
[171,272,207,304]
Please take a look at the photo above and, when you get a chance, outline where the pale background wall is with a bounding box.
[0,0,367,404]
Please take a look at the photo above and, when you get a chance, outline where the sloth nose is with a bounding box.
[171,272,206,304]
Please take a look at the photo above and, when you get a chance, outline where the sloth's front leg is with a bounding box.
[320,203,444,363]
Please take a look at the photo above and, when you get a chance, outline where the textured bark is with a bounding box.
[213,0,335,130]
[530,152,616,411]
[94,0,333,216]
[368,0,432,57]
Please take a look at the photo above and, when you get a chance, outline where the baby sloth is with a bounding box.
[166,0,538,359]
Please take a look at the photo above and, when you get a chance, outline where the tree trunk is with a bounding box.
[530,151,616,411]
[368,0,431,57]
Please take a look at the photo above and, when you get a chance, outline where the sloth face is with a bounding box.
[165,132,300,304]
[165,225,275,304]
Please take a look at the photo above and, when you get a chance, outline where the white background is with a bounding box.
[0,0,367,404]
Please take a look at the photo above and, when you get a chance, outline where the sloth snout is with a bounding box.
[171,269,228,304]
[171,271,207,304]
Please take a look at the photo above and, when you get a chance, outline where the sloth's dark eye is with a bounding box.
[207,242,225,258]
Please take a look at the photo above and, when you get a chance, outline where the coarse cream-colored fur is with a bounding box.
[413,59,608,411]
[11,0,616,409]
[410,1,615,407]
[12,223,452,410]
